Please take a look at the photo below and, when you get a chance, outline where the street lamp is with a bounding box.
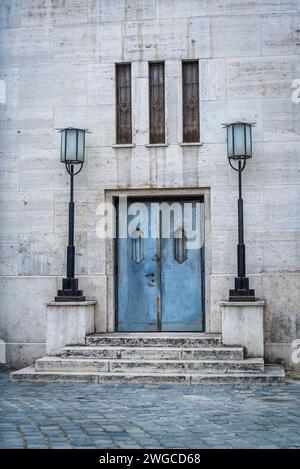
[55,127,88,302]
[224,121,256,302]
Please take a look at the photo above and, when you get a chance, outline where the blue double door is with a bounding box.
[117,199,204,332]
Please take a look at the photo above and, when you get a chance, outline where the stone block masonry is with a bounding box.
[0,0,299,371]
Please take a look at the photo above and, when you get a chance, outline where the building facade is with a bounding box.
[0,0,299,372]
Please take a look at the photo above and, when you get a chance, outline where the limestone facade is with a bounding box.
[0,0,299,371]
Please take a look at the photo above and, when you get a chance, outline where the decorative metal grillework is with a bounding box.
[149,62,165,144]
[116,64,132,144]
[182,61,200,143]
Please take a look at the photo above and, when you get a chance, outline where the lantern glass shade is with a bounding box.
[226,122,252,160]
[60,128,86,164]
[245,124,252,156]
[77,130,85,162]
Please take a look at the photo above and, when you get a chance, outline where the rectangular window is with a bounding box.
[149,62,165,144]
[182,60,199,143]
[116,63,132,144]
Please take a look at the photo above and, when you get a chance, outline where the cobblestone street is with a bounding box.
[0,370,300,449]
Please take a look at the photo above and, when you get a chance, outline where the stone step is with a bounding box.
[62,345,244,360]
[10,364,285,385]
[85,333,222,348]
[35,357,264,373]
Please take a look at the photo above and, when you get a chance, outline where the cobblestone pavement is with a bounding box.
[0,370,300,449]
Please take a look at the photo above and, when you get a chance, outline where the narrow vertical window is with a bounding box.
[182,60,199,143]
[149,62,165,144]
[116,63,132,144]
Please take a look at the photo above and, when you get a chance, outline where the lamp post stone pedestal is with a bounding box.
[46,300,96,355]
[221,300,265,358]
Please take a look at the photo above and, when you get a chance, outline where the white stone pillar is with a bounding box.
[220,300,265,358]
[46,301,96,355]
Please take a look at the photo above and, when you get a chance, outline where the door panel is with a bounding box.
[161,201,203,331]
[117,199,203,332]
[118,202,159,331]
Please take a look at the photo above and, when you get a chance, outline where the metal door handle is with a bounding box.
[152,254,160,262]
[145,273,155,286]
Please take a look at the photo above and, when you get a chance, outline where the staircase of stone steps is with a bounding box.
[10,333,285,385]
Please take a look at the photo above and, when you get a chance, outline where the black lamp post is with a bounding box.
[55,127,88,302]
[225,121,256,302]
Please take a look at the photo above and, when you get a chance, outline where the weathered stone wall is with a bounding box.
[0,0,299,370]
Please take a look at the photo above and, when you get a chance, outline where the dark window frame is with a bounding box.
[115,63,132,144]
[182,60,200,143]
[149,61,165,144]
